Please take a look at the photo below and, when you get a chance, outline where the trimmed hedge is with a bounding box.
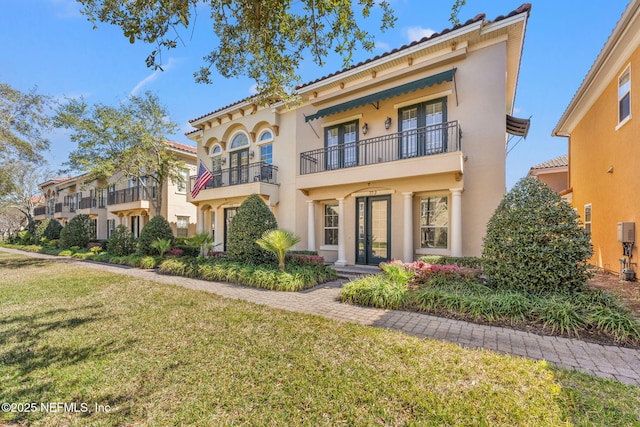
[226,194,277,265]
[59,214,94,249]
[139,216,174,255]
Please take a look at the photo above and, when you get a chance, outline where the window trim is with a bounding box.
[229,131,250,151]
[257,129,274,144]
[322,202,339,247]
[584,203,592,237]
[617,64,631,129]
[419,194,449,250]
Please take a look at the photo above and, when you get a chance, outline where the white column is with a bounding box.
[307,200,316,252]
[214,208,223,248]
[450,188,463,257]
[197,208,204,234]
[334,197,347,266]
[403,192,414,263]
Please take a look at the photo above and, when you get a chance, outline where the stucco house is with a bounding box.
[34,141,198,240]
[187,4,531,265]
[553,0,639,274]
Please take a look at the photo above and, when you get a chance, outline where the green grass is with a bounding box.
[1,252,639,426]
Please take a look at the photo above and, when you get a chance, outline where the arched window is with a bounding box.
[210,145,223,173]
[259,130,273,142]
[230,133,249,150]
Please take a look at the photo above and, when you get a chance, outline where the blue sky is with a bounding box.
[0,0,630,188]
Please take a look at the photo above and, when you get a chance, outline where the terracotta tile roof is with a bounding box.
[530,154,568,170]
[165,140,197,154]
[188,3,531,125]
[296,3,532,90]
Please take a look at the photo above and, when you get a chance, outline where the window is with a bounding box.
[325,121,358,170]
[107,219,115,238]
[98,188,106,208]
[420,196,448,249]
[259,130,273,142]
[260,144,272,164]
[176,216,189,237]
[176,168,189,193]
[399,98,447,158]
[324,204,339,245]
[584,204,592,236]
[230,133,249,149]
[619,66,631,124]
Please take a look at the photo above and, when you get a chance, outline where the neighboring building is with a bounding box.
[187,4,531,265]
[35,142,198,240]
[527,154,570,199]
[553,0,640,274]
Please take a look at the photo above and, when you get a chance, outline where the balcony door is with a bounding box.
[356,195,391,265]
[398,97,447,158]
[229,149,249,185]
[325,120,358,170]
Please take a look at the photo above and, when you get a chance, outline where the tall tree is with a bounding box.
[76,0,402,103]
[54,91,183,217]
[0,161,51,232]
[0,83,52,196]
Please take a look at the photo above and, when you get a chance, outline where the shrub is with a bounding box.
[165,248,184,257]
[35,218,63,242]
[285,253,325,268]
[59,214,94,249]
[227,194,277,264]
[176,245,199,257]
[342,275,409,309]
[138,216,174,255]
[482,178,593,295]
[188,232,213,257]
[17,230,34,245]
[256,229,301,271]
[151,238,172,257]
[107,225,137,256]
[418,255,483,269]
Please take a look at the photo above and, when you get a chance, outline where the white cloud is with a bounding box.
[375,41,391,51]
[405,26,435,42]
[513,107,522,115]
[130,58,177,96]
[50,0,82,18]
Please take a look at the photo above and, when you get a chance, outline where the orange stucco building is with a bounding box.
[554,0,640,274]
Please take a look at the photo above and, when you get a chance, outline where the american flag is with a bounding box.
[191,161,213,198]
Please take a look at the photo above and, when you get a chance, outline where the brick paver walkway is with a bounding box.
[3,247,640,386]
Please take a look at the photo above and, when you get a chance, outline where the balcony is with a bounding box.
[188,161,279,204]
[77,197,105,216]
[107,186,156,214]
[54,203,69,219]
[33,206,46,220]
[297,121,463,190]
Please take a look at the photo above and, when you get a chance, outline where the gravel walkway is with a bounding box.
[3,247,640,386]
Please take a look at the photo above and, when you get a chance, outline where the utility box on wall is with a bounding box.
[617,222,635,243]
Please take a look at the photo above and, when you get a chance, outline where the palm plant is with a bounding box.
[151,237,172,257]
[189,232,214,257]
[256,229,301,271]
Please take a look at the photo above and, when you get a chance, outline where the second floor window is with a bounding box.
[325,121,358,170]
[399,98,447,157]
[619,66,631,124]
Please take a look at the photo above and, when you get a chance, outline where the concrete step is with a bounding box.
[333,265,381,280]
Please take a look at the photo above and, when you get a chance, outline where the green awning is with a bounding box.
[305,68,456,122]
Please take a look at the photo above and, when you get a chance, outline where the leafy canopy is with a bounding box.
[74,1,472,103]
[54,91,184,215]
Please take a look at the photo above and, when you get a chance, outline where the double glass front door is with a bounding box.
[356,195,391,265]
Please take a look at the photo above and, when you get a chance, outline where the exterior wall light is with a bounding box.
[384,117,392,129]
[362,123,368,135]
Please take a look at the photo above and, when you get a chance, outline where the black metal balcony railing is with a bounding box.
[34,206,46,216]
[54,203,63,213]
[107,186,157,205]
[300,120,461,175]
[190,161,278,194]
[79,197,97,209]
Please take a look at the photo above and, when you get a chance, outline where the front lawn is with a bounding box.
[341,259,640,347]
[2,252,639,426]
